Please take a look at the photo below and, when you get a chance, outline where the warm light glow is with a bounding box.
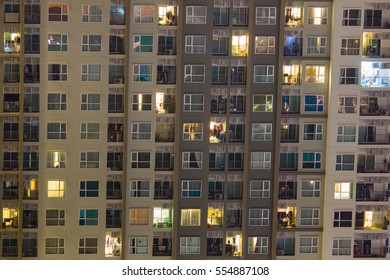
[30,179,37,191]
[364,211,373,227]
[313,8,322,25]
[156,92,165,113]
[53,151,60,168]
[48,180,65,198]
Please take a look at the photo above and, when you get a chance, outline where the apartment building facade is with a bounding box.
[1,0,389,260]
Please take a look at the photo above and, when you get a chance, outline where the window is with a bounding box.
[129,237,148,254]
[308,7,327,25]
[82,64,101,81]
[129,208,149,226]
[254,65,274,83]
[106,177,122,199]
[182,152,202,169]
[248,237,268,254]
[305,66,325,83]
[158,32,176,55]
[250,181,270,198]
[131,152,151,168]
[231,65,246,85]
[186,6,207,24]
[333,211,352,227]
[80,152,99,168]
[132,93,152,111]
[24,87,39,113]
[299,237,318,253]
[46,209,65,226]
[131,123,152,140]
[338,97,357,113]
[79,209,98,226]
[253,94,273,112]
[184,94,204,112]
[48,34,67,51]
[342,9,361,26]
[332,240,351,256]
[256,7,276,25]
[209,118,226,143]
[180,209,201,226]
[180,237,200,254]
[306,36,326,55]
[47,151,66,168]
[25,29,40,54]
[303,124,322,140]
[232,3,248,26]
[336,154,354,171]
[302,152,321,169]
[48,64,67,81]
[130,180,150,198]
[228,151,243,170]
[249,209,269,226]
[341,38,360,56]
[48,4,68,21]
[82,35,102,52]
[232,32,248,56]
[155,151,174,171]
[213,30,229,55]
[339,67,358,84]
[334,182,353,199]
[252,123,272,141]
[183,123,203,141]
[255,36,275,54]
[25,1,41,24]
[300,209,319,226]
[211,92,227,114]
[80,123,100,140]
[251,152,271,169]
[47,123,66,139]
[79,238,98,255]
[108,88,123,113]
[214,2,229,26]
[81,93,100,110]
[79,181,99,197]
[153,207,172,228]
[110,28,125,54]
[301,180,320,198]
[304,95,324,112]
[184,65,205,83]
[185,36,206,54]
[48,93,67,111]
[133,35,153,53]
[133,64,152,82]
[45,238,64,254]
[229,123,244,142]
[134,5,153,23]
[181,180,202,198]
[212,63,228,84]
[47,180,65,198]
[337,126,356,142]
[82,5,102,22]
[110,1,125,25]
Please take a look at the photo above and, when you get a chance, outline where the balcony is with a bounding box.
[276,237,295,256]
[354,243,386,258]
[281,125,299,142]
[358,132,390,144]
[361,61,390,88]
[357,154,390,173]
[158,6,177,26]
[355,210,388,230]
[364,11,390,29]
[279,153,298,171]
[285,7,303,28]
[278,182,297,200]
[107,124,123,142]
[157,66,176,84]
[284,37,302,57]
[277,207,296,228]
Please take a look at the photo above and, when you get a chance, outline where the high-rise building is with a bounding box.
[1,0,389,260]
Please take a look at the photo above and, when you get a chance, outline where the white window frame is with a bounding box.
[181,180,202,198]
[182,152,203,169]
[82,34,102,52]
[134,5,154,23]
[250,152,271,169]
[82,4,102,22]
[183,123,203,141]
[81,93,100,111]
[306,36,326,55]
[253,94,273,112]
[255,36,275,54]
[133,35,153,53]
[335,154,355,171]
[255,7,276,25]
[48,63,68,81]
[254,65,274,83]
[133,64,153,82]
[184,65,205,83]
[131,122,152,140]
[332,239,352,256]
[184,94,204,112]
[129,237,148,254]
[78,237,98,254]
[299,236,318,253]
[341,38,360,55]
[301,180,321,198]
[337,125,356,142]
[185,35,206,54]
[342,9,361,26]
[250,180,270,198]
[303,123,323,141]
[302,152,322,169]
[130,180,150,197]
[180,209,201,226]
[129,208,149,226]
[80,122,100,140]
[300,208,319,226]
[80,151,100,168]
[180,237,200,254]
[308,7,328,25]
[252,123,272,141]
[186,6,207,24]
[47,180,65,198]
[81,64,101,81]
[249,208,269,226]
[48,93,67,111]
[248,237,268,254]
[45,237,65,254]
[47,151,66,168]
[47,122,66,139]
[333,210,353,227]
[46,209,65,226]
[334,182,353,200]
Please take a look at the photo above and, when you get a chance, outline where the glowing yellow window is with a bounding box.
[47,180,65,197]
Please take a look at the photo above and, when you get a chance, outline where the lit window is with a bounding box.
[334,182,353,199]
[248,237,268,254]
[306,36,326,55]
[47,151,66,168]
[341,38,360,55]
[48,4,68,21]
[302,152,321,169]
[129,208,149,226]
[180,209,201,226]
[132,93,152,111]
[255,36,275,54]
[253,94,273,112]
[209,118,226,143]
[305,66,325,83]
[47,181,65,198]
[183,123,203,141]
[304,95,324,112]
[308,7,327,25]
[48,34,67,51]
[231,32,248,56]
[153,207,172,228]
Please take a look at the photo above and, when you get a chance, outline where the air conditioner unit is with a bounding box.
[215,194,223,200]
[5,13,20,23]
[165,49,173,55]
[113,78,123,84]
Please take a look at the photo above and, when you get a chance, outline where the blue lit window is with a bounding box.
[304,95,323,112]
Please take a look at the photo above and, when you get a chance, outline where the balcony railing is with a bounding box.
[357,162,390,173]
[359,133,390,144]
[360,104,388,116]
[278,189,297,200]
[356,190,389,201]
[364,17,390,29]
[355,218,388,230]
[361,75,390,88]
[153,245,172,256]
[283,74,301,85]
[354,245,386,258]
[363,47,390,58]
